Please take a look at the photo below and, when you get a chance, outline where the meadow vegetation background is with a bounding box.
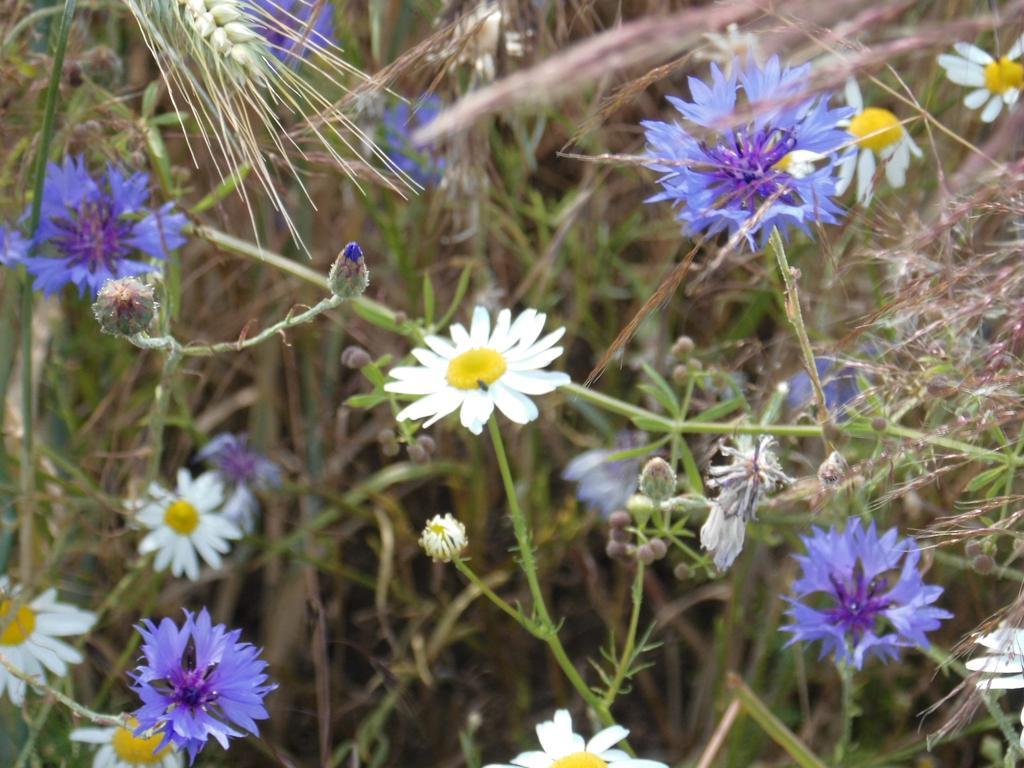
[1,0,1024,765]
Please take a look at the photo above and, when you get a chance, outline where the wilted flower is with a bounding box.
[130,608,275,764]
[18,157,185,298]
[71,717,183,768]
[196,433,282,533]
[0,224,29,265]
[700,435,792,570]
[835,79,922,205]
[328,241,369,299]
[643,57,852,248]
[93,277,158,337]
[382,96,445,187]
[250,0,334,63]
[445,1,525,81]
[132,469,242,581]
[562,431,645,518]
[938,35,1024,123]
[785,356,860,420]
[0,577,96,705]
[483,708,668,768]
[781,520,951,669]
[384,305,570,435]
[419,513,468,562]
[966,627,1024,747]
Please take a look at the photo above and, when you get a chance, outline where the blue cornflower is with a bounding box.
[562,431,646,518]
[130,608,275,764]
[642,56,853,248]
[249,0,335,62]
[0,225,29,266]
[196,433,282,533]
[382,96,445,187]
[19,157,186,298]
[786,356,860,420]
[781,520,951,669]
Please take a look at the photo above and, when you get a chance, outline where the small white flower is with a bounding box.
[835,79,922,205]
[483,708,668,768]
[966,627,1024,746]
[419,514,468,562]
[71,717,182,768]
[938,36,1024,123]
[0,577,96,705]
[133,469,242,581]
[384,305,570,435]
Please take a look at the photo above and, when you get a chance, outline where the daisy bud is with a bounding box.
[92,277,157,337]
[328,242,369,299]
[648,537,668,560]
[639,457,676,501]
[637,543,657,565]
[626,493,654,523]
[419,513,467,563]
[340,345,371,368]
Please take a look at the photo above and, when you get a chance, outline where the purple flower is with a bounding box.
[642,57,853,248]
[18,157,186,298]
[781,520,951,669]
[249,0,334,62]
[382,96,445,187]
[0,225,29,266]
[130,608,275,764]
[196,433,281,532]
[786,356,860,420]
[562,431,646,518]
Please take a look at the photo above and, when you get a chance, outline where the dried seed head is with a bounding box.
[608,510,631,530]
[92,277,158,336]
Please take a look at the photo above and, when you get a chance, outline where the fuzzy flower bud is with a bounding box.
[328,242,369,299]
[639,457,676,502]
[419,513,467,563]
[92,277,157,336]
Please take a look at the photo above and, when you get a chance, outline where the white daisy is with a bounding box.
[835,79,922,205]
[71,717,183,768]
[133,469,242,581]
[384,305,571,436]
[420,513,468,562]
[0,577,96,705]
[483,708,668,768]
[966,627,1024,746]
[937,35,1024,123]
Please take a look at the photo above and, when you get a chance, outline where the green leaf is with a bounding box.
[345,393,389,409]
[190,166,251,215]
[422,273,435,325]
[640,363,679,415]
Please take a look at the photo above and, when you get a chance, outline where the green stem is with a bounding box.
[601,562,644,707]
[144,346,182,486]
[17,0,78,585]
[834,662,856,764]
[0,653,128,728]
[487,417,610,723]
[454,558,533,629]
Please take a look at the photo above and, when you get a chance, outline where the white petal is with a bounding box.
[953,42,994,65]
[586,725,629,754]
[396,388,463,423]
[424,334,457,359]
[856,148,876,205]
[469,306,491,345]
[459,389,494,434]
[964,87,991,109]
[410,348,448,369]
[967,656,1024,674]
[384,376,447,395]
[844,78,863,110]
[491,383,539,425]
[884,146,908,187]
[70,727,115,744]
[449,323,471,348]
[937,54,986,86]
[508,753,553,768]
[1008,33,1024,60]
[982,93,1004,122]
[834,153,856,195]
[501,370,567,395]
[1004,88,1020,105]
[489,309,513,349]
[978,676,1024,690]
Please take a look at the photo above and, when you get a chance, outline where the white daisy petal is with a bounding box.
[856,148,875,204]
[470,305,491,345]
[884,145,908,187]
[964,87,991,109]
[953,42,994,65]
[835,153,856,195]
[508,752,553,768]
[1008,33,1024,61]
[967,656,1024,674]
[384,375,449,395]
[1005,87,1020,106]
[982,93,1004,122]
[491,383,539,425]
[449,323,471,348]
[489,308,513,349]
[844,78,863,111]
[424,334,457,359]
[937,54,986,86]
[397,388,463,424]
[586,725,629,754]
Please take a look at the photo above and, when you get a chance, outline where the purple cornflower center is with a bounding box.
[53,197,131,273]
[701,126,797,210]
[161,642,219,713]
[825,563,892,638]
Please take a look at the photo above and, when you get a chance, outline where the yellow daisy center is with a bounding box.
[551,754,607,768]
[0,601,36,646]
[848,107,902,151]
[445,348,507,390]
[112,718,172,765]
[163,499,200,535]
[985,56,1024,95]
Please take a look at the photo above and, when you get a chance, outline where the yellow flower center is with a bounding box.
[551,754,607,768]
[429,522,448,535]
[163,499,200,535]
[848,107,902,151]
[0,601,36,646]
[111,718,172,765]
[445,348,507,390]
[985,56,1024,94]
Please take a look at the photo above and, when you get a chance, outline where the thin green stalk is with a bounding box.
[727,672,827,768]
[17,0,78,586]
[834,662,856,764]
[0,653,128,728]
[454,558,532,629]
[487,417,610,723]
[601,562,644,707]
[144,345,182,486]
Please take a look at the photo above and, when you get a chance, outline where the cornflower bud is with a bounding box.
[328,242,369,299]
